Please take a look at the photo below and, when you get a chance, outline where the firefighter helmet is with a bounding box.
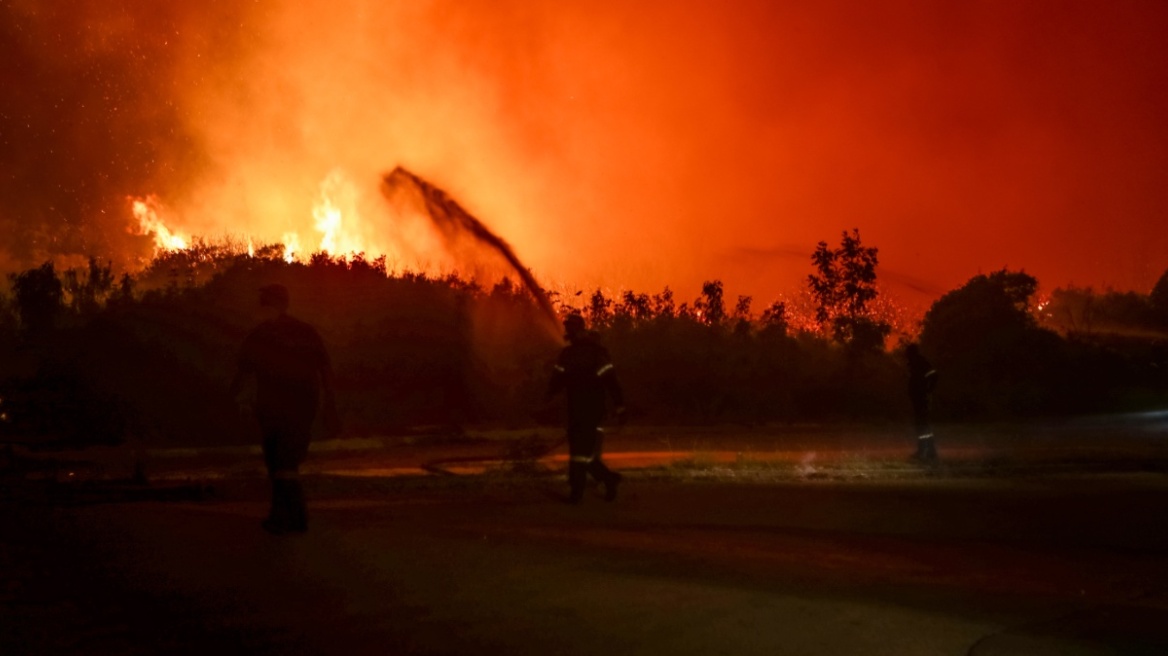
[563,312,586,339]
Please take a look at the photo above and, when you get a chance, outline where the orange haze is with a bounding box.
[3,1,1167,307]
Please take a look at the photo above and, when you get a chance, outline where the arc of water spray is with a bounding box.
[380,166,562,340]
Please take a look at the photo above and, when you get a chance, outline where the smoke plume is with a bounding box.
[3,1,1167,300]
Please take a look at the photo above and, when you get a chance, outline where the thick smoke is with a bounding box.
[0,1,257,267]
[3,1,1167,299]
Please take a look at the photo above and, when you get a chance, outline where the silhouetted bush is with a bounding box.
[921,270,1055,417]
[918,269,1166,419]
[1045,286,1162,338]
[10,261,63,337]
[0,359,129,447]
[1149,268,1168,327]
[1,256,1166,448]
[1029,274,1168,415]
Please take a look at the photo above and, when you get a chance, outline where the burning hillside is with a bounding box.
[127,165,560,334]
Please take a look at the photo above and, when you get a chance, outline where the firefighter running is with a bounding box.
[905,343,939,464]
[547,313,626,504]
[231,284,338,534]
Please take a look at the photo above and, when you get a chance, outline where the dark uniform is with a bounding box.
[233,285,334,533]
[547,315,625,503]
[906,344,938,463]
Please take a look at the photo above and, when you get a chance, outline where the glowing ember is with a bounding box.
[130,196,189,253]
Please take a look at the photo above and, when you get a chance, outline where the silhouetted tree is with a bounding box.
[759,301,789,336]
[733,295,752,319]
[113,273,135,305]
[62,257,116,314]
[808,229,889,349]
[650,287,676,319]
[615,291,652,322]
[10,242,1162,440]
[695,280,726,325]
[921,270,1038,355]
[10,262,63,336]
[0,291,16,340]
[587,288,613,328]
[731,295,753,335]
[920,269,1066,417]
[1151,267,1168,326]
[1045,286,1159,337]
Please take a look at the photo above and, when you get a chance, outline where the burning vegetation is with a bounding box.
[129,169,374,267]
[1,167,1167,450]
[1,232,1167,451]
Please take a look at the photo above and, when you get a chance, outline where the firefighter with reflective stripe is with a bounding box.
[230,284,338,534]
[906,343,939,464]
[547,313,626,503]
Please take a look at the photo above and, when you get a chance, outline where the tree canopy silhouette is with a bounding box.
[1151,267,1168,325]
[920,269,1068,416]
[10,261,63,336]
[807,229,889,350]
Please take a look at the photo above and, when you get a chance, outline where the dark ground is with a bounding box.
[3,423,1168,655]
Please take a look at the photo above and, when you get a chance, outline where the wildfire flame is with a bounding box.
[311,169,365,257]
[129,168,379,266]
[281,232,301,263]
[314,198,342,254]
[130,196,189,252]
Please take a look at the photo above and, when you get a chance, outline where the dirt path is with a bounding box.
[30,420,1168,484]
[5,474,1168,655]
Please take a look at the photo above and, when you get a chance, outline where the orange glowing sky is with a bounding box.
[2,1,1167,306]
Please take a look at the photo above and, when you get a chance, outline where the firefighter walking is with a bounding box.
[231,284,338,534]
[547,313,625,503]
[906,343,939,464]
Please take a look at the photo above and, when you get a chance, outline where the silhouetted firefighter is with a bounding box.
[905,343,939,464]
[231,284,338,534]
[547,313,626,503]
